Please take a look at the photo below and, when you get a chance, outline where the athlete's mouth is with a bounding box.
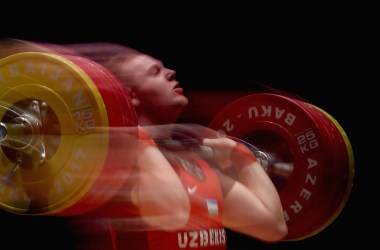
[173,83,183,94]
[174,88,183,94]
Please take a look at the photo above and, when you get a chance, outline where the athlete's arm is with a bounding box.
[128,126,190,231]
[202,137,288,242]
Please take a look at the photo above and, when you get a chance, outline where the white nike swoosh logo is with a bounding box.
[187,185,197,195]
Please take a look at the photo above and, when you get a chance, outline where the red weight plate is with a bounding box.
[208,93,353,241]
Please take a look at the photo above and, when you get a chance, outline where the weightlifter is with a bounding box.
[73,44,288,250]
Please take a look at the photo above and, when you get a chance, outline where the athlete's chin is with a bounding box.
[174,96,189,107]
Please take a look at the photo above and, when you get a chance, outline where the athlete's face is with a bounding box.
[117,54,189,115]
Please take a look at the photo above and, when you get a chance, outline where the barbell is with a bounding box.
[0,40,354,241]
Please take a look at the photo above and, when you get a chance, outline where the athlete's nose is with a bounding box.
[166,69,176,81]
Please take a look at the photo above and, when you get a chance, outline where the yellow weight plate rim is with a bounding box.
[293,104,354,240]
[311,104,355,211]
[0,52,109,215]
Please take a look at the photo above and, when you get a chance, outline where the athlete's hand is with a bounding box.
[201,137,236,170]
[201,137,258,171]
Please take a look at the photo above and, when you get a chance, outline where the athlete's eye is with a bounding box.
[147,65,161,76]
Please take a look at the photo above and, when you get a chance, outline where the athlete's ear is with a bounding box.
[130,90,140,107]
[123,86,140,107]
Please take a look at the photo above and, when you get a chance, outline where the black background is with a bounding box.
[0,7,371,249]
